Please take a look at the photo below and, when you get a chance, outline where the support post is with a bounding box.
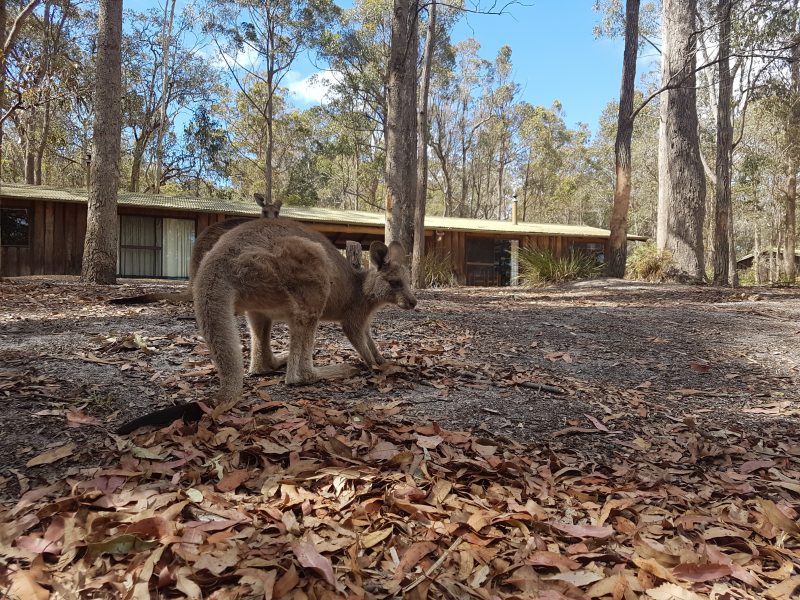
[346,240,363,270]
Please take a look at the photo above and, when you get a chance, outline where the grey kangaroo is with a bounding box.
[193,218,417,411]
[110,194,281,305]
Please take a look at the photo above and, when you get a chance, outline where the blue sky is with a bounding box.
[451,1,629,129]
[137,0,648,132]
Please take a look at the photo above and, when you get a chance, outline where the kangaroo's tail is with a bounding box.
[116,402,203,434]
[109,289,193,305]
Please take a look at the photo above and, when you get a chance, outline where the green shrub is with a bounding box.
[737,267,756,286]
[626,243,674,282]
[421,251,457,287]
[518,249,603,287]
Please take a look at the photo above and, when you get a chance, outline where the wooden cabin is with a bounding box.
[0,183,644,285]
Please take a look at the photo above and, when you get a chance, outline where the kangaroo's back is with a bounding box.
[211,218,357,294]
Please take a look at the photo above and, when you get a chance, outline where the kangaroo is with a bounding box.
[194,218,417,410]
[110,194,281,305]
[115,219,416,434]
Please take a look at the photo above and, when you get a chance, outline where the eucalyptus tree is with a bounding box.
[384,0,418,250]
[657,0,706,281]
[202,0,339,204]
[81,0,122,285]
[123,5,215,192]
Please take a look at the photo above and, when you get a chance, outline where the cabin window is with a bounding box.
[118,216,195,279]
[571,242,605,263]
[0,208,30,246]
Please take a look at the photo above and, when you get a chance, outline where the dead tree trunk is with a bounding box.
[607,0,640,278]
[82,0,122,285]
[412,0,435,289]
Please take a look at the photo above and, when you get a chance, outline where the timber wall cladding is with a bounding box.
[1,200,89,277]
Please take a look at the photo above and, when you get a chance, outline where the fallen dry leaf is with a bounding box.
[25,442,76,467]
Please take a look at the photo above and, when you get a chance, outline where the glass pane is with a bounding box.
[119,215,162,277]
[162,218,195,279]
[1,208,30,246]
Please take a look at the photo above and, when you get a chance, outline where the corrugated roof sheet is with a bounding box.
[0,182,647,240]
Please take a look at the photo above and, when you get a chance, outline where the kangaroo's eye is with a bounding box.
[389,280,403,290]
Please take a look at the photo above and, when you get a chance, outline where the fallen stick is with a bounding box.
[402,536,463,594]
[518,381,566,394]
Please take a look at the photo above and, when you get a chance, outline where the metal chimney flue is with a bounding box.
[511,195,518,225]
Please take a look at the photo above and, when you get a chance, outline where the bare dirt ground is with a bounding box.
[1,277,799,599]
[2,277,799,489]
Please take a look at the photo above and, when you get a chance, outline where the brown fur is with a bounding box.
[110,195,281,305]
[193,218,417,407]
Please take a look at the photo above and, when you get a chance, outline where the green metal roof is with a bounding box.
[0,182,647,240]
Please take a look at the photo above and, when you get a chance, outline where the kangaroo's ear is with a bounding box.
[370,241,389,270]
[388,241,407,265]
[274,200,282,210]
[254,193,266,207]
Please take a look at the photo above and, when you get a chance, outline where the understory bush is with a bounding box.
[518,249,603,287]
[626,243,674,281]
[421,251,457,287]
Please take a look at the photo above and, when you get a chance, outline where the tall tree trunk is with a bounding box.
[754,224,762,284]
[657,0,706,281]
[713,0,733,285]
[607,0,640,278]
[784,19,800,281]
[0,0,41,180]
[23,107,35,183]
[412,0,435,288]
[385,0,418,252]
[34,99,51,185]
[130,139,145,191]
[154,0,175,194]
[82,0,122,285]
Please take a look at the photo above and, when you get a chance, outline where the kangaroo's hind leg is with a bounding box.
[246,311,288,374]
[285,313,322,385]
[193,257,243,412]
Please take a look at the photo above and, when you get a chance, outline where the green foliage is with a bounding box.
[625,243,674,282]
[738,267,756,287]
[518,249,602,287]
[420,251,457,288]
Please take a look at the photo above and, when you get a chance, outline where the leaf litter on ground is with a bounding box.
[2,391,800,599]
[2,278,800,598]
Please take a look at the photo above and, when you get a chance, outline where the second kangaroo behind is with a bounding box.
[193,218,417,408]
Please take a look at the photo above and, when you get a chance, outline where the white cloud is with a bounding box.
[205,45,262,71]
[286,71,338,105]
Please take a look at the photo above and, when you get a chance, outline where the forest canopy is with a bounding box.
[2,0,799,279]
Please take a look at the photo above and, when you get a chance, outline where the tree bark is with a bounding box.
[385,0,418,253]
[0,0,41,179]
[656,0,706,281]
[82,0,122,285]
[606,0,640,278]
[412,0,435,289]
[712,0,733,285]
[154,0,176,194]
[783,19,800,282]
[34,99,51,185]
